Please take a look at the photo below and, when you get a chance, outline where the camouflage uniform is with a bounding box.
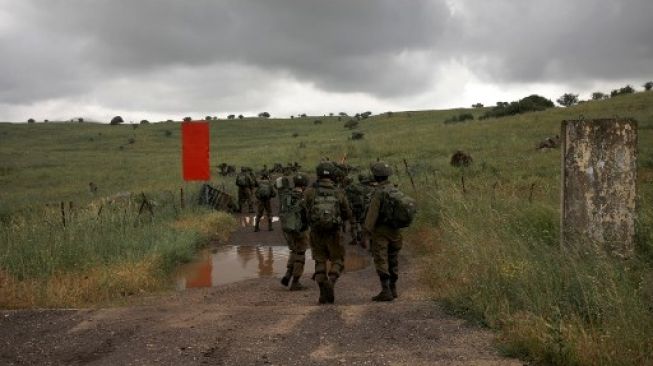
[363,162,402,301]
[344,174,375,246]
[279,173,310,291]
[236,168,254,213]
[254,176,276,232]
[304,164,353,304]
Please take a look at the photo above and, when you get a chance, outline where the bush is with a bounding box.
[227,115,235,120]
[27,118,35,124]
[351,132,364,140]
[128,138,135,144]
[238,115,243,120]
[591,92,607,100]
[258,112,270,118]
[77,118,84,123]
[313,120,322,125]
[183,117,192,122]
[444,113,474,124]
[140,120,149,124]
[611,85,635,97]
[481,95,554,119]
[556,93,579,107]
[644,81,653,91]
[292,132,299,138]
[338,112,348,117]
[472,103,484,108]
[110,116,124,125]
[344,119,359,129]
[164,130,172,137]
[205,116,212,121]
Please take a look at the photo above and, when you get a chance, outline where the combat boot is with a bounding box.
[254,217,260,232]
[389,281,398,298]
[318,282,329,304]
[280,269,292,287]
[289,277,305,291]
[372,272,394,302]
[324,279,335,304]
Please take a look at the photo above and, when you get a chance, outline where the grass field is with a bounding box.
[1,92,652,365]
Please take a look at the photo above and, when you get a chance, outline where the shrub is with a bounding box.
[140,120,149,124]
[258,112,270,118]
[351,132,364,140]
[556,93,579,107]
[313,120,322,125]
[164,130,172,137]
[344,119,359,129]
[611,85,635,97]
[591,92,607,100]
[27,118,35,124]
[644,81,653,91]
[110,116,124,125]
[183,117,192,122]
[338,112,348,117]
[292,132,299,138]
[444,113,474,124]
[472,103,484,108]
[238,115,244,120]
[128,138,135,144]
[78,118,84,123]
[481,95,554,119]
[227,115,235,120]
[44,120,49,123]
[205,116,212,121]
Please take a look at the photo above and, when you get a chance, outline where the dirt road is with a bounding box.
[1,210,520,365]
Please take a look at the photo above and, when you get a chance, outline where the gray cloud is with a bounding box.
[0,0,651,120]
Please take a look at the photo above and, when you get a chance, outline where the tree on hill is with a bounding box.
[140,120,150,124]
[258,112,270,118]
[238,114,244,119]
[78,118,84,123]
[472,103,484,108]
[644,81,653,91]
[27,118,35,124]
[611,85,635,97]
[338,112,348,117]
[110,116,124,125]
[591,92,607,100]
[556,93,579,107]
[205,116,212,121]
[481,95,554,119]
[183,116,192,122]
[227,114,235,119]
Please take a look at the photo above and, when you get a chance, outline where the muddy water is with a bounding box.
[175,245,371,290]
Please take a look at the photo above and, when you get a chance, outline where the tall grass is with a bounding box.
[0,194,236,308]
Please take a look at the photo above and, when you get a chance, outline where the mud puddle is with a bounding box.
[176,245,370,290]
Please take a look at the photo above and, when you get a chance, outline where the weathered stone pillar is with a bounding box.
[560,119,638,257]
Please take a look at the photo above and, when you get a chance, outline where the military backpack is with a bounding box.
[236,173,251,187]
[379,186,416,228]
[309,187,341,230]
[255,180,274,200]
[345,183,367,220]
[279,190,306,233]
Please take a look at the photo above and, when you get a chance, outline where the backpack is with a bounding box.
[309,187,341,230]
[379,186,416,228]
[236,173,251,187]
[256,181,274,200]
[280,190,306,233]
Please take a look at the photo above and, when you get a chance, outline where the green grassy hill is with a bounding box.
[1,92,652,365]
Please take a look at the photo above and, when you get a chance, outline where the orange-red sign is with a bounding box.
[181,122,210,181]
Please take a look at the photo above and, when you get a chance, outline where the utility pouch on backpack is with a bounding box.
[380,186,416,228]
[256,181,273,200]
[280,190,305,233]
[309,187,341,230]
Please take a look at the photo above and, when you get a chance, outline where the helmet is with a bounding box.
[315,162,336,178]
[293,173,308,187]
[370,161,392,177]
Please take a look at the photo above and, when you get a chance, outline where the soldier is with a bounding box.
[344,174,375,247]
[279,173,310,291]
[235,167,254,213]
[304,162,354,304]
[254,172,276,232]
[363,161,415,301]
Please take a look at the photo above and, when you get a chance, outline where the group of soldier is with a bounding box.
[235,160,414,304]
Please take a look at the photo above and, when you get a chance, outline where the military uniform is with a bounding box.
[304,163,353,304]
[236,168,254,213]
[363,162,402,301]
[345,174,376,246]
[254,176,276,232]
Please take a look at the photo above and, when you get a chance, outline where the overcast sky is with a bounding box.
[0,0,651,122]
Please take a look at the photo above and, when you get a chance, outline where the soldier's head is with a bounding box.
[293,173,308,188]
[370,161,392,182]
[315,161,336,180]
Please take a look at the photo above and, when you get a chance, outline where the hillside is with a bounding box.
[1,92,653,365]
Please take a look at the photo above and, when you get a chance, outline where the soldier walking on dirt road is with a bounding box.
[254,172,276,232]
[363,161,416,301]
[236,167,254,213]
[304,162,354,304]
[278,173,310,291]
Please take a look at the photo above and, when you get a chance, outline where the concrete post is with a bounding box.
[561,119,638,257]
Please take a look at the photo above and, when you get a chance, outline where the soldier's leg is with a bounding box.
[247,188,254,213]
[281,232,294,286]
[310,231,330,304]
[326,231,345,283]
[237,189,245,213]
[370,234,393,301]
[265,200,273,231]
[292,232,309,279]
[387,237,403,298]
[254,200,264,232]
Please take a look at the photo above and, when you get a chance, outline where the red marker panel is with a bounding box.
[181,122,210,181]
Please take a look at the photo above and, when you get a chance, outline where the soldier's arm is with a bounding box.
[338,191,355,224]
[363,191,382,233]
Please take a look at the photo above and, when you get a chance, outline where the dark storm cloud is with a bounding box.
[0,0,652,119]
